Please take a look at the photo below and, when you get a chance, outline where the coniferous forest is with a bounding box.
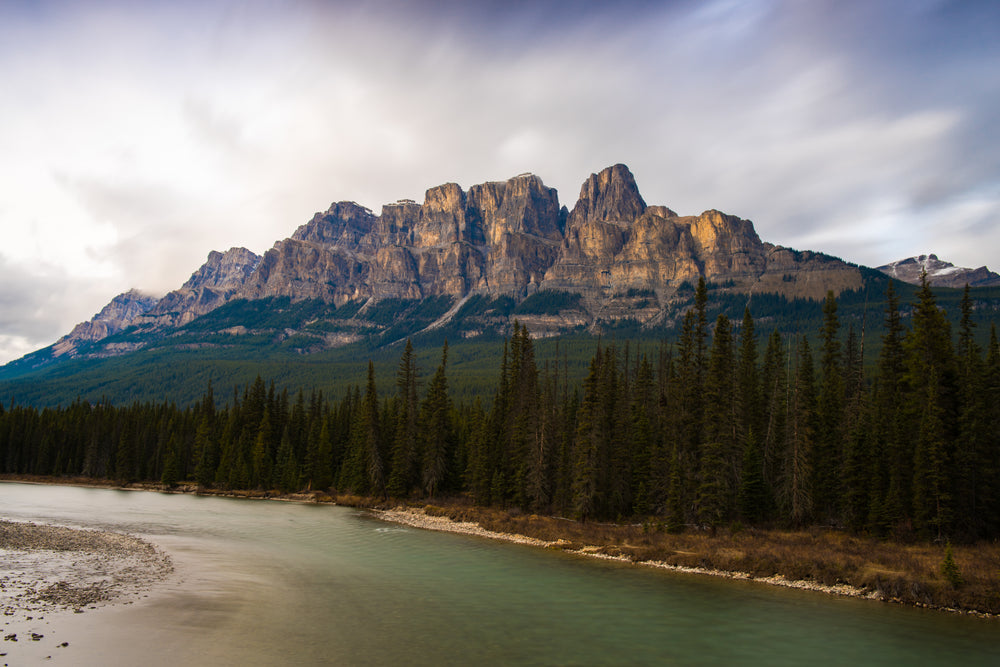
[2,276,999,542]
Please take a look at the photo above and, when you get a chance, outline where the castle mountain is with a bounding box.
[31,164,863,363]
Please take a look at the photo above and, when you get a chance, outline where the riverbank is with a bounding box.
[3,475,998,617]
[0,518,173,662]
[370,503,1000,618]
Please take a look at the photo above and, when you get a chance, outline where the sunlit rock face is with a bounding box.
[53,163,863,355]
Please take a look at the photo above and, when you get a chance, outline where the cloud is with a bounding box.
[0,254,122,363]
[1,0,999,364]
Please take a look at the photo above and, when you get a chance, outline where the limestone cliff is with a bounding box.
[134,247,261,329]
[44,164,864,357]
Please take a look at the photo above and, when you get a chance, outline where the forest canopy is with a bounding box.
[2,277,998,542]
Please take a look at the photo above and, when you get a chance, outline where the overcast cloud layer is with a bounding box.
[1,0,998,364]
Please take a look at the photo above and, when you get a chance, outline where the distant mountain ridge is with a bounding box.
[877,254,1000,289]
[20,164,863,366]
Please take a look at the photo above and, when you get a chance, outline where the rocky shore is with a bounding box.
[1,519,173,658]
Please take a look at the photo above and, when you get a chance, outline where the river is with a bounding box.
[0,482,997,665]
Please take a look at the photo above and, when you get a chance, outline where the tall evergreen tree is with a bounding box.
[699,314,736,528]
[421,342,453,498]
[904,272,956,536]
[572,347,605,520]
[814,290,844,524]
[388,339,420,497]
[954,285,988,538]
[782,336,815,526]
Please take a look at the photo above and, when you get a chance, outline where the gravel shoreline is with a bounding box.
[1,519,173,655]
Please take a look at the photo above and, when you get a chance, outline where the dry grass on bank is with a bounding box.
[5,477,997,616]
[412,501,1000,615]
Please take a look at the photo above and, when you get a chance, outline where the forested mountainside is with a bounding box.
[2,165,999,409]
[3,278,998,543]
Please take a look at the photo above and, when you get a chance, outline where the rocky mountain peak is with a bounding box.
[292,202,376,246]
[182,247,261,291]
[416,183,467,247]
[877,254,1000,288]
[51,288,160,357]
[568,163,647,228]
[29,163,866,364]
[134,247,262,330]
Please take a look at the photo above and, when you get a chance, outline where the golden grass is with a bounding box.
[391,499,1000,616]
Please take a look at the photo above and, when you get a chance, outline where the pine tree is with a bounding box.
[193,411,217,488]
[737,307,761,457]
[251,407,275,489]
[341,362,384,496]
[572,347,604,520]
[814,290,844,524]
[388,339,420,497]
[698,314,736,529]
[904,272,956,537]
[759,329,787,515]
[912,367,952,538]
[629,354,657,517]
[421,342,452,498]
[782,336,815,526]
[873,279,909,532]
[954,285,988,538]
[982,325,1000,537]
[115,412,138,483]
[160,433,181,487]
[276,427,300,493]
[738,428,767,524]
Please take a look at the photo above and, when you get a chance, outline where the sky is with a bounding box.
[1,0,998,364]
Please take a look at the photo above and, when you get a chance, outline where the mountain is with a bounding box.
[50,289,159,358]
[45,248,262,361]
[877,254,1000,289]
[238,164,861,310]
[2,163,882,401]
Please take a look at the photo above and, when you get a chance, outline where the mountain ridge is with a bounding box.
[877,254,1000,289]
[15,164,864,367]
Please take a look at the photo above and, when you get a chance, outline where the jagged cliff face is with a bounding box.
[52,289,159,357]
[239,164,860,310]
[240,172,570,303]
[39,164,864,361]
[134,247,261,329]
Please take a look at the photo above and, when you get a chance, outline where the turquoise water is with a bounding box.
[1,482,997,665]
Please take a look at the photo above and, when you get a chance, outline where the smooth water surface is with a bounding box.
[1,482,997,665]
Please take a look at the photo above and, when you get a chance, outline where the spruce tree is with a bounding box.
[276,427,300,493]
[421,342,452,498]
[160,433,181,487]
[954,285,987,538]
[388,339,420,497]
[699,314,735,529]
[572,347,604,520]
[759,329,788,512]
[874,279,909,532]
[737,428,767,524]
[814,290,844,524]
[782,336,815,526]
[904,272,956,537]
